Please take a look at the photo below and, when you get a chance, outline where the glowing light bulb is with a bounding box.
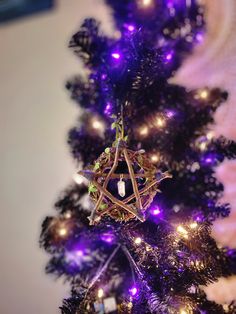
[128,302,133,309]
[90,117,106,136]
[127,24,135,32]
[140,0,153,7]
[58,227,67,237]
[190,222,198,229]
[129,286,138,296]
[73,173,84,185]
[180,310,187,314]
[64,211,72,219]
[139,125,149,137]
[134,237,142,245]
[199,89,209,100]
[206,131,214,140]
[177,225,188,237]
[166,110,175,118]
[152,206,161,216]
[150,154,159,163]
[155,116,166,128]
[199,141,207,151]
[104,102,112,116]
[196,33,204,43]
[98,288,104,298]
[111,52,121,60]
[101,233,115,243]
[92,119,104,130]
[165,52,173,61]
[76,250,83,257]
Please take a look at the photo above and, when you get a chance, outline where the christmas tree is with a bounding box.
[40,1,236,313]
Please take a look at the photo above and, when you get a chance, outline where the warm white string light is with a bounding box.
[189,222,198,229]
[138,125,149,137]
[176,225,188,239]
[97,288,104,298]
[206,130,214,140]
[155,116,166,128]
[73,173,84,185]
[134,237,142,245]
[64,211,72,219]
[57,226,68,237]
[91,118,105,132]
[140,0,153,7]
[150,153,159,163]
[195,88,209,100]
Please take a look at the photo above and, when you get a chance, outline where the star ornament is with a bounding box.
[79,139,172,225]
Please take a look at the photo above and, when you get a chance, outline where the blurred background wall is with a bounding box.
[0,1,111,313]
[0,0,236,313]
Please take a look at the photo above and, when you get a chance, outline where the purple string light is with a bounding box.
[151,206,161,216]
[165,51,173,62]
[111,52,121,60]
[104,102,112,116]
[129,286,138,296]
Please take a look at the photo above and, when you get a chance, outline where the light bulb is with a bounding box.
[111,52,121,60]
[76,250,83,257]
[165,52,173,61]
[199,141,207,151]
[150,154,159,163]
[129,286,138,296]
[64,211,72,219]
[155,116,166,128]
[140,0,153,7]
[73,173,84,185]
[58,227,67,237]
[127,24,135,32]
[134,237,142,245]
[206,131,214,140]
[177,225,188,236]
[138,125,149,137]
[98,288,104,298]
[189,222,198,229]
[92,119,104,130]
[198,89,209,100]
[90,117,106,136]
[152,206,161,215]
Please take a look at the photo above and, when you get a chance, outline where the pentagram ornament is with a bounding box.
[79,117,171,225]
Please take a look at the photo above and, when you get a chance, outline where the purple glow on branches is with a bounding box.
[166,110,175,118]
[111,52,121,60]
[129,286,138,296]
[195,215,203,223]
[101,232,115,244]
[65,248,85,266]
[76,250,84,257]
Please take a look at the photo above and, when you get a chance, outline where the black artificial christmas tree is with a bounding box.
[40,1,236,313]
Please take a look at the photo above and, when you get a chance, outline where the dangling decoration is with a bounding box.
[79,115,172,225]
[117,175,126,197]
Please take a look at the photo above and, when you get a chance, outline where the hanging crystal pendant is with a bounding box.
[117,175,126,197]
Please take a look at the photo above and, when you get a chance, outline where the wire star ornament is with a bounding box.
[79,116,172,225]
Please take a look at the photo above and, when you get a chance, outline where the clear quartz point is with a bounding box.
[117,176,126,197]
